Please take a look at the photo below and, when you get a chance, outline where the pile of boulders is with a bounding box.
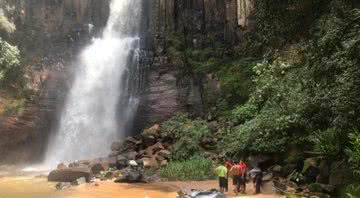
[109,124,171,170]
[47,124,170,187]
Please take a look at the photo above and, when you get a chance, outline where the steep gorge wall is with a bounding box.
[137,0,255,126]
[0,0,255,163]
[0,0,110,164]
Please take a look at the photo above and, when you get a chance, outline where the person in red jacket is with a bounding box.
[239,160,248,193]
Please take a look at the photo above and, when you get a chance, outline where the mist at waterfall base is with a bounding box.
[36,0,142,169]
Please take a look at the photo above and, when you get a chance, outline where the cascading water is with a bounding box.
[44,0,142,166]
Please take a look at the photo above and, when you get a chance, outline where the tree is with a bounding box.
[0,1,20,84]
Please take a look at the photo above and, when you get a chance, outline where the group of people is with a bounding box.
[215,160,263,195]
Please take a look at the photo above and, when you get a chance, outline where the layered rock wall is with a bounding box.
[137,0,255,126]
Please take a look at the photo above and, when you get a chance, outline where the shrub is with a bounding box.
[311,128,342,160]
[346,184,360,198]
[160,156,214,181]
[0,37,20,84]
[229,102,258,125]
[161,114,210,161]
[346,132,360,176]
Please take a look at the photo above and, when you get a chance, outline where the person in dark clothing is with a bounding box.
[254,171,263,194]
[250,168,263,194]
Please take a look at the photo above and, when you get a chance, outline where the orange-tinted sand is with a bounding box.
[0,176,283,198]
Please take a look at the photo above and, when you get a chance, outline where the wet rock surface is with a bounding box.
[48,167,91,183]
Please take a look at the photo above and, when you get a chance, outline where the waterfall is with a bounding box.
[44,0,142,166]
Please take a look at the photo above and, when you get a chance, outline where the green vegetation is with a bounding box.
[0,37,20,84]
[346,184,360,198]
[160,156,214,181]
[161,114,210,161]
[0,1,20,85]
[347,133,360,176]
[0,98,26,116]
[161,0,360,188]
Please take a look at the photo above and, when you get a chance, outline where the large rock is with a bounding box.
[71,177,86,186]
[116,155,129,169]
[142,157,159,169]
[55,182,71,190]
[143,135,156,147]
[158,149,171,159]
[90,163,109,175]
[143,124,161,138]
[48,167,91,182]
[57,163,67,170]
[145,142,164,155]
[114,168,144,183]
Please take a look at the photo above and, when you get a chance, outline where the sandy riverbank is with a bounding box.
[0,174,284,198]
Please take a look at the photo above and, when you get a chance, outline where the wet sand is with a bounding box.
[0,175,283,198]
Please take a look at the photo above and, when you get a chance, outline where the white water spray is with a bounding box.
[44,0,142,166]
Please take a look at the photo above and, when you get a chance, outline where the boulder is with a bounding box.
[90,163,109,175]
[262,173,273,182]
[111,141,122,151]
[155,155,165,162]
[149,124,160,132]
[152,144,164,153]
[142,157,159,169]
[71,177,86,186]
[142,173,161,183]
[114,168,144,183]
[143,124,161,138]
[146,142,164,155]
[160,160,168,167]
[116,155,128,169]
[143,135,156,147]
[125,137,138,145]
[78,160,91,166]
[129,160,138,167]
[271,165,282,177]
[48,167,91,182]
[55,182,71,190]
[158,149,171,159]
[57,163,67,170]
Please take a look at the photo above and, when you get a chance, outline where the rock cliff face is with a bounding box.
[0,0,111,164]
[137,0,255,126]
[0,0,255,163]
